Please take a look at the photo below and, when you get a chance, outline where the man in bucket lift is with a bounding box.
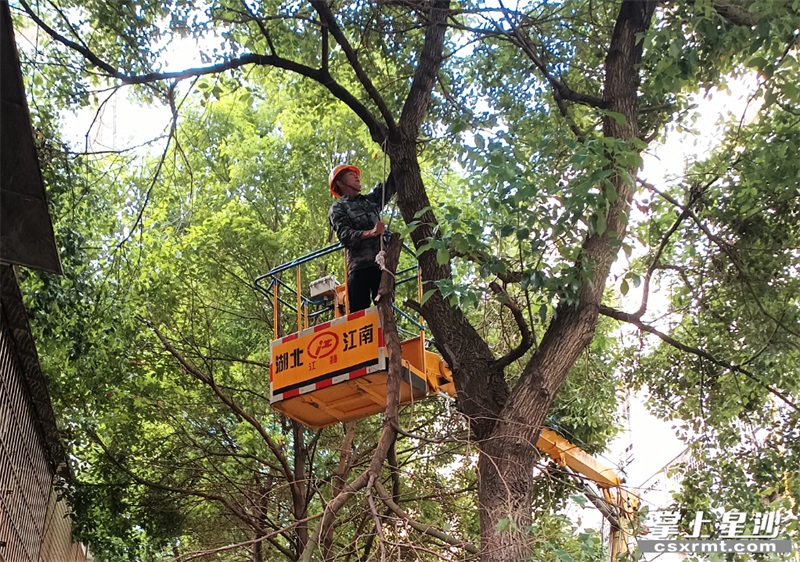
[328,164,396,312]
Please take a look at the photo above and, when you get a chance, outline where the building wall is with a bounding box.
[39,490,87,562]
[1,2,81,558]
[0,308,85,562]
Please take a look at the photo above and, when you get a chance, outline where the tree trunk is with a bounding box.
[477,440,538,561]
[389,142,506,439]
[472,2,658,559]
[476,305,600,559]
[252,532,265,562]
[292,421,309,555]
[322,422,356,562]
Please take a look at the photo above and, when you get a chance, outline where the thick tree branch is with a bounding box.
[19,0,388,144]
[709,0,759,27]
[507,0,658,423]
[398,0,450,138]
[369,233,404,476]
[599,305,798,411]
[299,235,404,562]
[292,421,310,552]
[311,0,398,133]
[321,422,356,560]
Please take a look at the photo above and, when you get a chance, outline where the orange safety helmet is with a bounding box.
[328,164,361,197]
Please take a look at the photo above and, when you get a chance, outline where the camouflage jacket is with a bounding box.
[328,175,396,274]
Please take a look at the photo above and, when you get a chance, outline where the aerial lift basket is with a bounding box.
[257,243,454,429]
[270,307,431,428]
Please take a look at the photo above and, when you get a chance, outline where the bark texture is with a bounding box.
[455,2,657,560]
[380,2,660,558]
[381,4,657,559]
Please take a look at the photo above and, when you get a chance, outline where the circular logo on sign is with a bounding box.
[307,332,339,359]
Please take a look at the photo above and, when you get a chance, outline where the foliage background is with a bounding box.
[11,0,800,560]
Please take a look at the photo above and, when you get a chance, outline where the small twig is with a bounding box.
[642,178,800,340]
[489,281,533,370]
[636,185,704,317]
[87,428,261,529]
[599,306,798,411]
[373,480,480,554]
[140,317,300,488]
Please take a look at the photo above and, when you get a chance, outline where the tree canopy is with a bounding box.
[12,0,800,561]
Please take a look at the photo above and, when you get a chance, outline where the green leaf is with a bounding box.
[595,212,607,235]
[436,247,450,265]
[622,243,633,259]
[421,288,437,305]
[555,548,575,562]
[538,303,548,324]
[606,111,627,126]
[449,119,469,134]
[571,494,588,507]
[413,206,431,219]
[416,241,435,256]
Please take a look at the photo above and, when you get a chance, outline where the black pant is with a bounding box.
[348,266,382,312]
